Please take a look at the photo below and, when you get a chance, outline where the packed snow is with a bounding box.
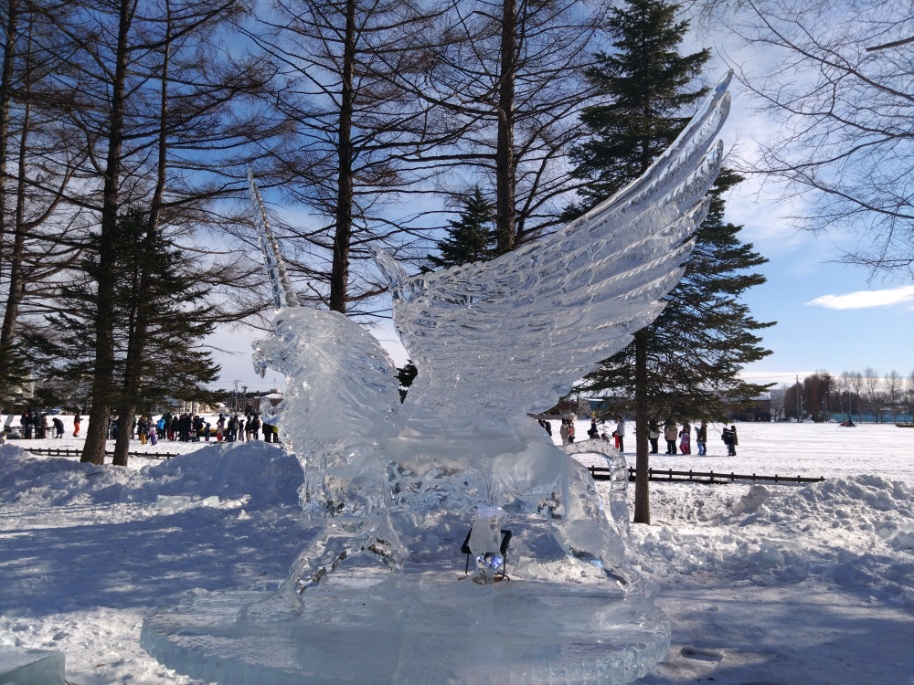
[1,417,913,684]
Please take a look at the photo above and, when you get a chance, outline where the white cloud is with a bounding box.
[806,286,914,310]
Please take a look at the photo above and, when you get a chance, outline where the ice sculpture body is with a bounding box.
[142,74,732,684]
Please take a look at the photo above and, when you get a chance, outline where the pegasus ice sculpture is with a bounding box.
[248,74,730,599]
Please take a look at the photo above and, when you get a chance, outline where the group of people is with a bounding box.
[558,417,576,444]
[108,412,279,444]
[18,408,69,439]
[557,416,627,449]
[552,414,739,456]
[647,419,738,456]
[15,408,280,445]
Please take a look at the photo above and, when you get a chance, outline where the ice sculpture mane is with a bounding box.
[141,74,733,685]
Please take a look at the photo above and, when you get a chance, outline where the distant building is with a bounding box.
[729,391,772,422]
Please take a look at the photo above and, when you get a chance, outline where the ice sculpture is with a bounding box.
[142,74,732,684]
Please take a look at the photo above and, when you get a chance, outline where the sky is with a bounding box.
[205,14,913,395]
[695,18,914,390]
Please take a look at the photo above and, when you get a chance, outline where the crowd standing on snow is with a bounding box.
[14,408,281,444]
[555,413,741,457]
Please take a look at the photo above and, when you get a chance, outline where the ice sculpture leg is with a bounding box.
[280,512,408,596]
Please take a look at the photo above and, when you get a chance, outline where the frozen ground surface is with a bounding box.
[0,417,912,684]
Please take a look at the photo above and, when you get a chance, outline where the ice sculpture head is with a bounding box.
[253,306,402,451]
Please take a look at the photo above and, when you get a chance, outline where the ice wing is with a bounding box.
[378,74,731,425]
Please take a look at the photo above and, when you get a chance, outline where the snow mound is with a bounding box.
[632,475,914,606]
[731,475,914,531]
[0,442,302,511]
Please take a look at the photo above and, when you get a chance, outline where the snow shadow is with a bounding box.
[640,584,914,685]
[0,504,308,617]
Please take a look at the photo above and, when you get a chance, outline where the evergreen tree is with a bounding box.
[566,0,773,523]
[581,169,774,418]
[427,187,498,269]
[564,0,710,219]
[26,208,220,463]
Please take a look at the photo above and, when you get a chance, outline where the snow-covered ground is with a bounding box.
[1,418,913,684]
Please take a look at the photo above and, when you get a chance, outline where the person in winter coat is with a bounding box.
[73,412,81,437]
[648,418,660,454]
[614,417,625,452]
[722,425,738,456]
[138,416,149,445]
[52,416,65,438]
[678,425,691,454]
[559,419,570,445]
[696,420,708,456]
[663,419,677,454]
[21,409,32,439]
[587,417,599,439]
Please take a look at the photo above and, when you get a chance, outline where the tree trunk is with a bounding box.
[0,90,29,349]
[494,0,517,253]
[632,329,650,524]
[82,0,133,465]
[111,1,170,467]
[0,0,18,255]
[112,408,135,466]
[328,0,356,314]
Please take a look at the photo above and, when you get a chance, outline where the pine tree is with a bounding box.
[581,169,774,418]
[427,187,498,269]
[566,0,773,523]
[26,208,220,463]
[564,0,710,218]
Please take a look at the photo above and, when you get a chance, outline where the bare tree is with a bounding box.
[836,371,850,416]
[246,0,450,314]
[0,1,88,395]
[885,370,902,422]
[906,370,914,421]
[862,368,884,423]
[849,371,864,418]
[31,0,273,464]
[699,0,914,278]
[403,0,609,252]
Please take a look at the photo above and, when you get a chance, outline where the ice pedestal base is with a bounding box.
[141,568,669,685]
[0,647,66,685]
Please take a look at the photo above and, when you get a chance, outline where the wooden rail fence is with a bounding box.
[24,447,177,460]
[588,466,824,485]
[22,449,825,484]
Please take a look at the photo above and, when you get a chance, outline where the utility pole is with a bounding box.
[242,385,247,415]
[796,375,802,422]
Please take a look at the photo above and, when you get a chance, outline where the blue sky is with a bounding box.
[206,27,912,393]
[709,73,912,387]
[693,7,912,389]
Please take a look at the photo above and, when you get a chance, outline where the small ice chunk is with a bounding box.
[155,495,192,512]
[0,647,66,685]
